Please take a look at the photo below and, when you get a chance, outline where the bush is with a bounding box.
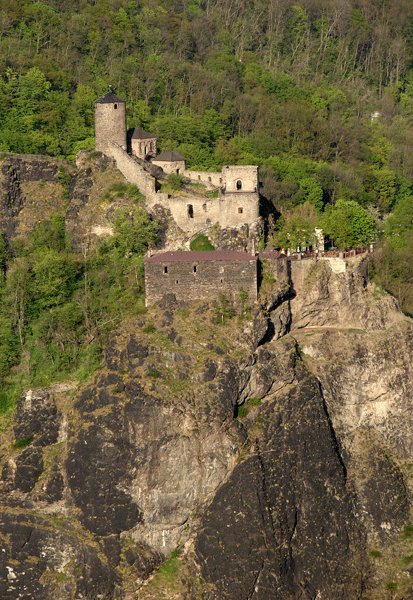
[190,235,215,251]
[166,173,185,191]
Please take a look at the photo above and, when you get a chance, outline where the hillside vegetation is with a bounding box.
[0,0,412,310]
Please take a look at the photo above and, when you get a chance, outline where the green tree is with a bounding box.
[322,199,376,249]
[272,202,320,250]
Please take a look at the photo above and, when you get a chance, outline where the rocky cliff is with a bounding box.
[0,253,412,599]
[0,154,413,599]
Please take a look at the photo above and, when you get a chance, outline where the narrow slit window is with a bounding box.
[163,266,168,274]
[187,204,194,218]
[193,265,197,273]
[236,180,242,190]
[176,280,179,284]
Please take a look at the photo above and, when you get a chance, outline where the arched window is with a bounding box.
[187,204,194,218]
[114,104,118,109]
[236,180,242,190]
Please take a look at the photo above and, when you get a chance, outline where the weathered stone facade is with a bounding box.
[149,190,260,233]
[95,93,127,154]
[131,128,157,160]
[145,251,258,306]
[152,151,186,175]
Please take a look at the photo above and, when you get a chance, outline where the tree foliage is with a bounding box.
[322,200,376,249]
[0,211,158,412]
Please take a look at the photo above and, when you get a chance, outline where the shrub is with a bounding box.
[190,235,215,251]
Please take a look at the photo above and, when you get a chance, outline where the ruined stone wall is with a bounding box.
[95,102,127,153]
[106,143,156,199]
[145,258,257,306]
[131,138,157,160]
[152,159,186,175]
[183,170,222,187]
[150,192,259,233]
[222,166,258,193]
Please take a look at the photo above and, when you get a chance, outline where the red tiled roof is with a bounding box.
[145,251,257,263]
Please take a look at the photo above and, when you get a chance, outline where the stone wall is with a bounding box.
[222,166,258,193]
[107,143,156,198]
[132,137,157,160]
[145,255,257,306]
[148,191,259,233]
[183,170,222,187]
[152,159,186,175]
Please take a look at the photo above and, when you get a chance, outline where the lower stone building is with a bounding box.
[145,251,258,307]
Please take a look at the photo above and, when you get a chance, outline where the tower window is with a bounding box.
[114,104,118,109]
[187,204,194,218]
[238,207,243,214]
[236,180,242,190]
[163,266,168,274]
[193,265,197,273]
[176,280,179,284]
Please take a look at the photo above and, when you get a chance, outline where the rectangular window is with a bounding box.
[163,266,168,274]
[238,207,243,214]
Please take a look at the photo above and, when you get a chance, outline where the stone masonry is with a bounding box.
[145,251,258,306]
[95,94,261,238]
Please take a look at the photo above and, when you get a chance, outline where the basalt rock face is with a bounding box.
[1,256,413,598]
[0,154,69,238]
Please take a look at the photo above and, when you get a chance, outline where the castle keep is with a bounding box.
[94,93,260,235]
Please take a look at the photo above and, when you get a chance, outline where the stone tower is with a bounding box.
[95,92,127,154]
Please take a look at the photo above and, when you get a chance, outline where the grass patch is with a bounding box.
[148,368,162,379]
[385,581,397,591]
[237,405,248,419]
[247,397,262,407]
[402,524,413,540]
[13,435,33,450]
[401,554,413,565]
[190,234,215,251]
[143,323,156,334]
[205,189,219,198]
[102,182,144,204]
[236,397,262,419]
[158,557,179,581]
[369,549,382,558]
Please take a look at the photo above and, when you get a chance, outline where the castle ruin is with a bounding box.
[94,92,260,237]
